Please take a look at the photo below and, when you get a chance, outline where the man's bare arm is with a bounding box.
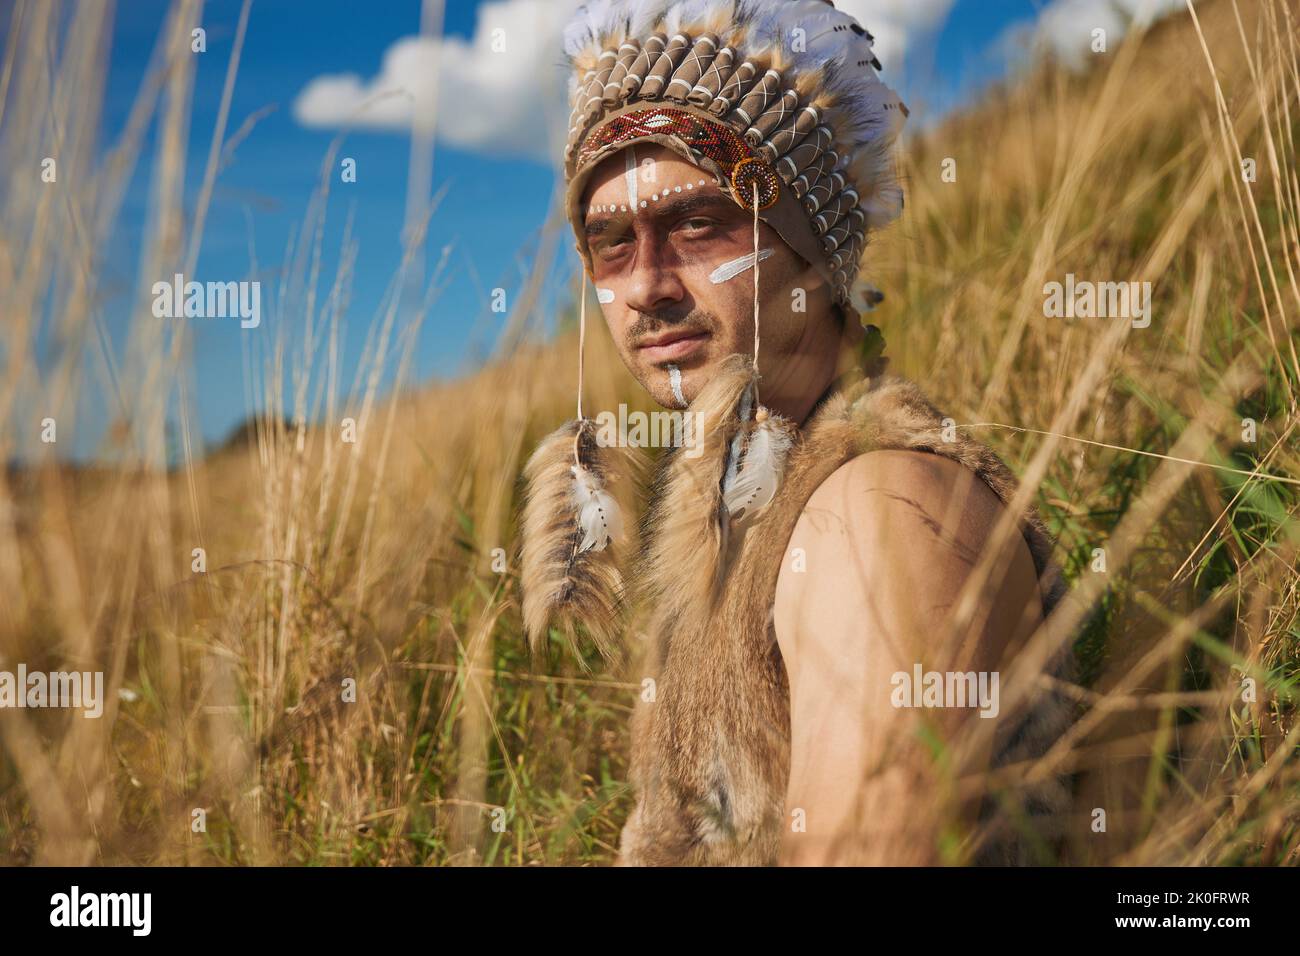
[773,449,1043,865]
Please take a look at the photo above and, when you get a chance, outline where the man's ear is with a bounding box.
[770,256,825,317]
[794,258,830,292]
[840,306,864,344]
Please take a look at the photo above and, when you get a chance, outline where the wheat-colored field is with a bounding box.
[1,0,1297,865]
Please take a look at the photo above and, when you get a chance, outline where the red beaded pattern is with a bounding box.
[577,106,780,212]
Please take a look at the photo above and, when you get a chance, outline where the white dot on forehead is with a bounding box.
[588,168,723,218]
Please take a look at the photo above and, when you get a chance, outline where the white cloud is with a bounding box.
[1006,0,1185,66]
[293,0,949,162]
[294,0,575,163]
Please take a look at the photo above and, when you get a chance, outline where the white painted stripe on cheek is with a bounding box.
[596,287,615,304]
[624,146,638,209]
[667,364,686,407]
[709,248,774,284]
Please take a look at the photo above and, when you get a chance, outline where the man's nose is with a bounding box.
[622,238,686,315]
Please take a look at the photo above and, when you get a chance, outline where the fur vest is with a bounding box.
[615,358,1073,866]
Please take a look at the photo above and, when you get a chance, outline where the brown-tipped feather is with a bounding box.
[519,419,640,665]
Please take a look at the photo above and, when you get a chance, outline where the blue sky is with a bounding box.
[34,0,1148,458]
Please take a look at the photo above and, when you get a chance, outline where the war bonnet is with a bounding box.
[561,0,908,312]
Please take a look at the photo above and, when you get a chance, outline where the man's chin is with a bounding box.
[637,353,717,408]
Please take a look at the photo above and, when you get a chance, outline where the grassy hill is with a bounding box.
[1,0,1297,865]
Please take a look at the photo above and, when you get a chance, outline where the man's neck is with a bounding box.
[761,308,864,428]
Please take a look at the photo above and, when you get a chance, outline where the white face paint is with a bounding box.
[709,248,774,284]
[623,145,638,209]
[596,287,615,304]
[586,178,714,217]
[667,364,686,407]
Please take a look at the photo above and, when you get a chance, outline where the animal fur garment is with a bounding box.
[519,419,640,665]
[618,370,1073,865]
[634,353,755,620]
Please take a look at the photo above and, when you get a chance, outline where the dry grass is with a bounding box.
[0,0,1297,865]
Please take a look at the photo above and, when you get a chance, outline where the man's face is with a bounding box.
[581,144,830,409]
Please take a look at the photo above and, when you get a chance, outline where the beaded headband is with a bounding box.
[576,106,782,210]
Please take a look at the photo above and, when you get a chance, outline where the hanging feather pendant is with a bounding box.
[571,460,623,552]
[520,418,637,665]
[722,402,795,522]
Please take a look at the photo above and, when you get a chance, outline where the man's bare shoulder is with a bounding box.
[771,453,1045,865]
[773,448,1038,667]
[780,448,1006,565]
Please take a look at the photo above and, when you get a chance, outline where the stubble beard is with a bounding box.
[623,308,731,409]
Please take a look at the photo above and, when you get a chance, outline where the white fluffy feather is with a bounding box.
[723,412,793,519]
[564,0,674,56]
[571,463,624,552]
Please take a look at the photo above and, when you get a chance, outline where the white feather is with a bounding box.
[664,0,731,35]
[722,380,754,492]
[564,0,676,57]
[571,463,623,552]
[723,414,793,520]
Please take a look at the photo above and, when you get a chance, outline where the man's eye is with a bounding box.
[594,236,632,258]
[679,217,716,233]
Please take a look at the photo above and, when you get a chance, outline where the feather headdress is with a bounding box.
[561,0,907,310]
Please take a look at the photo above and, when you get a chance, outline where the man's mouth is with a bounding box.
[635,328,710,363]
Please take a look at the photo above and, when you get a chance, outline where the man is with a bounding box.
[520,0,1071,865]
